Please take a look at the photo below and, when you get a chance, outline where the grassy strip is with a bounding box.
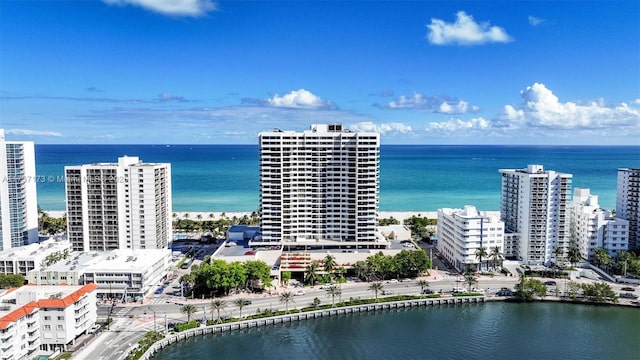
[126,293,483,359]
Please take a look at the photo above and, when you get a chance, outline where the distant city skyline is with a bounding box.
[1,1,639,145]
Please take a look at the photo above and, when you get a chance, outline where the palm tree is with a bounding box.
[593,247,612,272]
[180,304,198,323]
[279,291,295,313]
[553,246,564,266]
[323,255,336,275]
[196,214,203,221]
[325,285,342,307]
[463,273,477,292]
[336,266,347,283]
[417,280,429,294]
[567,244,582,268]
[474,246,488,272]
[368,282,384,302]
[211,299,227,324]
[233,298,251,318]
[306,262,320,286]
[489,246,503,271]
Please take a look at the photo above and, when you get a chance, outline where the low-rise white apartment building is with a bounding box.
[437,206,504,272]
[0,283,98,357]
[570,188,629,261]
[27,249,170,301]
[0,239,71,275]
[0,300,39,360]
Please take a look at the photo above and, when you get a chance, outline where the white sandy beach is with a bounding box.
[45,210,438,222]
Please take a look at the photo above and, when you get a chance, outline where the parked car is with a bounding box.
[421,289,434,294]
[544,281,557,286]
[319,284,332,289]
[620,287,636,292]
[620,293,638,299]
[386,279,399,284]
[88,324,101,334]
[452,287,467,293]
[381,290,394,295]
[496,289,514,296]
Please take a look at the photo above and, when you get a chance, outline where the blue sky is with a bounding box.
[1,0,639,145]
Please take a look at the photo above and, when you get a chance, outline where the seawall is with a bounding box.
[129,296,486,360]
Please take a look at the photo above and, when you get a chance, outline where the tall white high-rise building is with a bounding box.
[65,156,171,251]
[259,124,379,245]
[616,168,640,250]
[499,164,572,265]
[0,129,38,250]
[570,188,628,261]
[437,205,504,272]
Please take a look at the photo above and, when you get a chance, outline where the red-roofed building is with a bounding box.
[0,283,98,356]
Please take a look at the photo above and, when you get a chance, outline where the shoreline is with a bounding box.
[44,210,439,222]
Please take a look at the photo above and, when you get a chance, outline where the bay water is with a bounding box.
[152,302,640,360]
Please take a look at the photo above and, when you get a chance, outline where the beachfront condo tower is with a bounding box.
[65,156,172,251]
[0,129,38,250]
[499,165,572,265]
[259,124,380,246]
[616,168,640,250]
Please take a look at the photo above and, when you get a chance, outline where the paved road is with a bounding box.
[74,275,639,360]
[75,276,520,359]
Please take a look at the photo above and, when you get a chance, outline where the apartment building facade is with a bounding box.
[616,168,640,250]
[570,188,629,261]
[0,283,98,356]
[259,124,379,246]
[0,129,38,250]
[499,164,572,265]
[437,205,504,272]
[65,156,171,251]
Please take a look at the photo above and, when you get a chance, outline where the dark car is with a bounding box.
[422,289,434,294]
[544,281,557,286]
[620,293,638,299]
[620,287,636,292]
[496,289,514,296]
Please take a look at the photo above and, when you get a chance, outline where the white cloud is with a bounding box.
[438,100,478,114]
[6,129,62,137]
[350,122,412,134]
[425,83,640,139]
[514,83,640,129]
[426,117,490,132]
[267,89,332,109]
[103,0,216,17]
[426,11,512,45]
[634,99,640,106]
[382,92,477,114]
[528,16,545,26]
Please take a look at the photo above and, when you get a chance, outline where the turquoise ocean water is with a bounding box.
[34,145,640,212]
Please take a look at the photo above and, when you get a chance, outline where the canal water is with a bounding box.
[152,302,640,359]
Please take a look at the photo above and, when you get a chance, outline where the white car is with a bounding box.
[294,290,306,296]
[88,324,101,334]
[386,279,399,284]
[319,284,332,289]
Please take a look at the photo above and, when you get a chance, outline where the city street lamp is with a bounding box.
[144,308,157,333]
